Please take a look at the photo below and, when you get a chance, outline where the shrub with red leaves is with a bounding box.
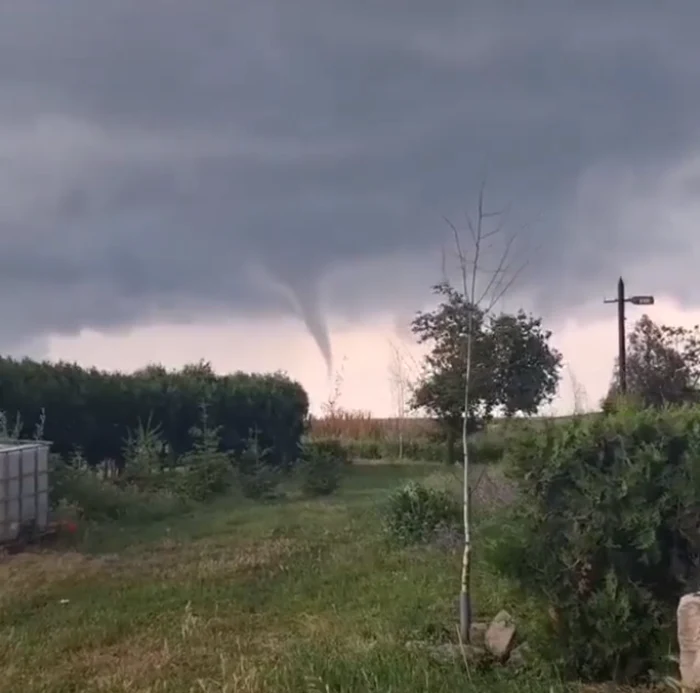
[60,521,78,534]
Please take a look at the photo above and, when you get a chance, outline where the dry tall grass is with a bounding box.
[308,412,570,442]
[309,410,440,441]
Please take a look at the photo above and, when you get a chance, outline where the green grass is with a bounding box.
[0,462,570,692]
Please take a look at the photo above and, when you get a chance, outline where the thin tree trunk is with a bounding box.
[459,300,475,643]
[446,182,524,644]
[457,191,482,644]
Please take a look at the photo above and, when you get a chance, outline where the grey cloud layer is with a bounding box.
[2,1,700,364]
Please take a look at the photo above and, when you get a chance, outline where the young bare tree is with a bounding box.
[410,184,560,643]
[567,365,589,416]
[321,355,348,419]
[446,183,528,643]
[387,340,419,462]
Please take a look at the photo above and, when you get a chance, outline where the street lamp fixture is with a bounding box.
[628,296,655,306]
[603,278,655,395]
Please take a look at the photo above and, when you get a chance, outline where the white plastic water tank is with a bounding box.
[0,441,51,543]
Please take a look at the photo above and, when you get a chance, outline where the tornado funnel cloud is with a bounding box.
[288,282,333,378]
[299,302,333,378]
[246,263,333,377]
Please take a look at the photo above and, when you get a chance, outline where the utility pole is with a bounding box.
[604,277,654,395]
[616,277,627,395]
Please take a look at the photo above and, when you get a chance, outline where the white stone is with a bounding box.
[678,593,700,690]
[485,610,517,660]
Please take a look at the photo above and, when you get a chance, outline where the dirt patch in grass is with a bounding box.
[0,551,109,604]
[37,629,269,693]
[115,535,305,583]
[63,635,174,690]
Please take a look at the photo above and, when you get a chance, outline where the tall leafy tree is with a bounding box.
[411,282,562,445]
[605,314,700,408]
[489,311,563,417]
[411,282,490,450]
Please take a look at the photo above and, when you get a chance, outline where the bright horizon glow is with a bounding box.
[40,295,700,420]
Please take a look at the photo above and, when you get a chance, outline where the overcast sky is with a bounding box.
[3,2,700,413]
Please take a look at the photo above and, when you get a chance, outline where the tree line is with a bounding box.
[0,357,308,466]
[409,282,700,452]
[1,292,694,472]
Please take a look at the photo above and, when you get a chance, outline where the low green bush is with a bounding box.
[495,405,700,682]
[467,434,505,464]
[338,439,383,460]
[321,433,507,465]
[49,405,236,523]
[50,453,190,523]
[383,481,461,545]
[235,437,281,500]
[298,439,346,497]
[326,438,449,463]
[395,439,447,462]
[303,438,351,466]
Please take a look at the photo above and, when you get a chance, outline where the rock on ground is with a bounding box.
[485,610,517,661]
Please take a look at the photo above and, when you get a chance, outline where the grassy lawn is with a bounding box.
[0,462,564,693]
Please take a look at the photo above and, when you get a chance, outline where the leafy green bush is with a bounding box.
[396,439,447,462]
[49,453,76,509]
[304,438,351,465]
[235,437,281,500]
[299,439,346,497]
[322,434,505,465]
[327,438,449,462]
[321,439,375,460]
[467,434,505,464]
[50,453,189,523]
[497,406,700,682]
[49,404,235,523]
[383,481,461,545]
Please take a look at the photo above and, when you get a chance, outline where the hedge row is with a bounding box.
[315,434,506,465]
[0,357,308,466]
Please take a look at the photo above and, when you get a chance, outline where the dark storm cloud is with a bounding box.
[2,1,700,365]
